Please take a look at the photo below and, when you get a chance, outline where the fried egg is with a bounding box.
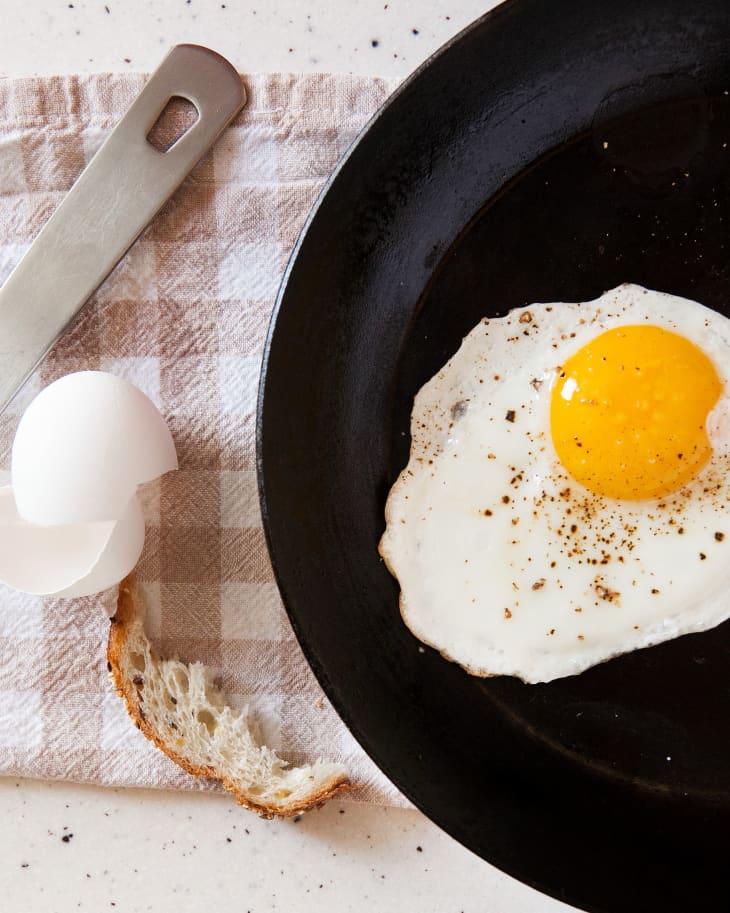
[379,284,730,683]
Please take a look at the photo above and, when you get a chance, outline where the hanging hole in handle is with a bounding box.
[147,96,199,153]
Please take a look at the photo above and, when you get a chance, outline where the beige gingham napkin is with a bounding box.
[0,71,409,807]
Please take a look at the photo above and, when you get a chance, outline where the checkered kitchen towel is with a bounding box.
[0,71,408,806]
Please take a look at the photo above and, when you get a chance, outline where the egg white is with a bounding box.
[379,284,730,683]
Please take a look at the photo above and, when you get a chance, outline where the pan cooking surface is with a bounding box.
[258,2,730,910]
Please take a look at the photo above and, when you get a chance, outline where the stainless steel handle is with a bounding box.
[0,44,246,412]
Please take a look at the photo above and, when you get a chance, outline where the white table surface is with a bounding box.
[0,2,577,911]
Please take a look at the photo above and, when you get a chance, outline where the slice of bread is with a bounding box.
[107,575,353,817]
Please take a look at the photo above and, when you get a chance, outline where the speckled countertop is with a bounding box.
[3,0,489,78]
[0,2,576,911]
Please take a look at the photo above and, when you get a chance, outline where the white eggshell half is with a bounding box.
[12,371,177,525]
[0,488,145,597]
[0,486,114,594]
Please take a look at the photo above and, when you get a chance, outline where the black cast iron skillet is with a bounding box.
[257,1,730,910]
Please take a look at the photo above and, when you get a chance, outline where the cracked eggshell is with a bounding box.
[12,371,177,525]
[0,489,145,597]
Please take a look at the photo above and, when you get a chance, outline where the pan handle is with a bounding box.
[0,44,246,412]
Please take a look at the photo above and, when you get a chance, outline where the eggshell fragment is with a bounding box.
[0,486,115,595]
[0,488,145,598]
[12,371,177,525]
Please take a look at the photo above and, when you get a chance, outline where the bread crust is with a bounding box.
[107,575,354,818]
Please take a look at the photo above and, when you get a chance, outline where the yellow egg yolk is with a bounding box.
[550,325,723,500]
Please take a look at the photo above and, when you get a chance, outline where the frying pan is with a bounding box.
[257,1,730,910]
